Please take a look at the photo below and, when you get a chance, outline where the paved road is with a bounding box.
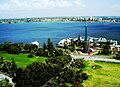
[71,54,120,63]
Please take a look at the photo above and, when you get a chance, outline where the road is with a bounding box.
[71,54,120,63]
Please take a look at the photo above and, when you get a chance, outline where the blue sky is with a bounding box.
[0,0,120,18]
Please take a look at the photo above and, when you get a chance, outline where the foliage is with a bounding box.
[2,64,8,73]
[72,82,84,87]
[28,53,34,58]
[15,56,72,87]
[0,58,16,87]
[71,59,85,68]
[46,55,72,68]
[0,39,64,57]
[91,64,102,69]
[114,51,120,60]
[44,58,88,87]
[0,56,4,65]
[7,45,21,54]
[0,78,13,87]
[10,59,17,74]
[99,43,111,55]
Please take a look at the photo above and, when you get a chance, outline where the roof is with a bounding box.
[31,41,39,46]
[58,38,72,47]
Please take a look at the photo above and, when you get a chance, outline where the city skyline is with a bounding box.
[0,0,120,18]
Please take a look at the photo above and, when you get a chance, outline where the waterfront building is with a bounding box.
[98,38,107,43]
[57,38,72,47]
[31,41,39,46]
[110,45,120,54]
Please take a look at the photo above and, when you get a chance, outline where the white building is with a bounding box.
[57,38,72,47]
[98,38,107,43]
[31,41,39,46]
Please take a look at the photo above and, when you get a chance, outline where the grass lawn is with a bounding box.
[83,61,120,87]
[0,52,47,68]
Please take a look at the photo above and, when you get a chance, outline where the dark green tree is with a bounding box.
[115,51,120,60]
[36,48,43,56]
[2,42,11,52]
[43,43,47,51]
[7,45,20,54]
[2,64,8,73]
[101,44,111,55]
[0,78,13,87]
[47,38,54,51]
[10,59,17,73]
[0,56,4,64]
[64,41,68,52]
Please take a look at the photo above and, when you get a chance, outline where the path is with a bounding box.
[71,54,120,63]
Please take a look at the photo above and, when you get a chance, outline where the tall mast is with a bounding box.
[84,21,89,53]
[85,22,88,41]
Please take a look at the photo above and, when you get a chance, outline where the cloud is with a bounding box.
[0,0,85,12]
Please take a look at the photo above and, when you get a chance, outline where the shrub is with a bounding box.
[115,52,120,60]
[28,54,34,58]
[91,65,102,69]
[71,59,85,68]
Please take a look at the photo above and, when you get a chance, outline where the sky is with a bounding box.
[0,0,120,18]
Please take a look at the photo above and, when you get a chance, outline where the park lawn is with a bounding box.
[0,52,47,68]
[82,61,120,87]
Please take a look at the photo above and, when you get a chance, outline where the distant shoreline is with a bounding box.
[0,16,120,24]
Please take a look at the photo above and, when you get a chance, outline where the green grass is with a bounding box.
[0,52,47,68]
[82,61,120,87]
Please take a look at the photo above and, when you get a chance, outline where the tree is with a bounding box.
[2,42,11,52]
[10,59,17,73]
[0,57,4,70]
[0,78,13,87]
[0,56,4,64]
[15,56,72,87]
[115,51,120,60]
[43,43,47,52]
[7,45,20,54]
[71,59,85,68]
[28,53,34,58]
[47,38,54,51]
[54,49,63,56]
[24,44,30,53]
[36,48,44,56]
[13,68,23,83]
[64,41,68,52]
[16,62,58,86]
[101,44,111,55]
[29,44,38,53]
[77,35,81,46]
[72,82,84,87]
[18,42,24,52]
[2,64,8,73]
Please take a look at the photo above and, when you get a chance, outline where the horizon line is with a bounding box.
[0,16,120,19]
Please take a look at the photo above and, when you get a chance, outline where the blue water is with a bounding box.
[0,22,120,45]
